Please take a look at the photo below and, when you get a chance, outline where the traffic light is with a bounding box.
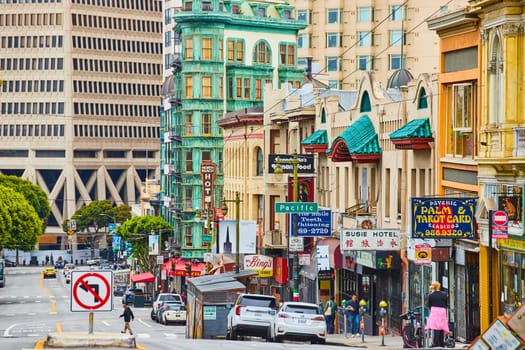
[186,262,191,277]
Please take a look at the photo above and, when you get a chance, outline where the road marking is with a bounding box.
[33,339,45,349]
[136,333,151,338]
[138,319,152,328]
[3,323,16,337]
[56,323,62,334]
[50,300,56,314]
[102,321,110,326]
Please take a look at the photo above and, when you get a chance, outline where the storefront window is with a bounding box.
[501,251,525,314]
[408,264,431,315]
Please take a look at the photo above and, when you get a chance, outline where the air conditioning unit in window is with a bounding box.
[163,131,173,143]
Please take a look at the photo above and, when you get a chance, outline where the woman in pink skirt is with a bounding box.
[425,281,449,347]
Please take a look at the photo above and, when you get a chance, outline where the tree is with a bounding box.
[64,200,132,258]
[0,174,51,219]
[116,216,172,274]
[0,185,43,251]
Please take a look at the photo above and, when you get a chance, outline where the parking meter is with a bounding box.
[359,299,366,341]
[379,300,388,345]
[341,299,348,337]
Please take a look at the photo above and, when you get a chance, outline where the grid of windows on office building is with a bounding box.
[70,0,161,11]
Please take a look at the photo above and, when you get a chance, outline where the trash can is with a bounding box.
[133,295,145,308]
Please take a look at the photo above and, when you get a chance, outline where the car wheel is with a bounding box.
[230,328,237,340]
[317,339,326,344]
[150,310,155,320]
[226,329,231,340]
[274,336,283,343]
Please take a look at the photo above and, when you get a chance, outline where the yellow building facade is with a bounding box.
[471,0,525,332]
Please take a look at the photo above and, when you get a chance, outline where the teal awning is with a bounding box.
[390,118,433,150]
[327,115,381,163]
[390,118,432,139]
[301,129,328,146]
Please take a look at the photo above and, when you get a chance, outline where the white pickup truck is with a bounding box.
[226,293,278,341]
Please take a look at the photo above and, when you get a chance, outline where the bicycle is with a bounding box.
[400,310,424,348]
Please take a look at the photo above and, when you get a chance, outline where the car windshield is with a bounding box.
[239,296,276,308]
[166,305,185,311]
[160,295,180,302]
[284,305,319,314]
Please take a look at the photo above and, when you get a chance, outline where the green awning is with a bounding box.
[390,118,432,139]
[390,118,433,150]
[327,115,381,163]
[301,129,328,146]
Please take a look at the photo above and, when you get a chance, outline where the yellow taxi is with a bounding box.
[43,267,57,279]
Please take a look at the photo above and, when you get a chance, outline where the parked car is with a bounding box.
[155,301,183,322]
[272,301,326,344]
[159,304,187,325]
[122,288,144,305]
[54,260,64,269]
[226,293,277,341]
[5,259,16,267]
[42,267,57,279]
[63,263,75,276]
[113,284,127,296]
[151,293,183,320]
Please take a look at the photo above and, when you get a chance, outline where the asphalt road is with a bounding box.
[0,266,356,350]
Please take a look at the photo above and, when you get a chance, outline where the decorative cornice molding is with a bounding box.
[501,22,522,36]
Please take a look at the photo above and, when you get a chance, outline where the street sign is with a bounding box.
[415,244,432,265]
[71,270,113,312]
[275,202,318,213]
[492,210,509,239]
[289,236,304,252]
[295,207,332,237]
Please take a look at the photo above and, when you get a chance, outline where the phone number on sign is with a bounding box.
[297,228,329,235]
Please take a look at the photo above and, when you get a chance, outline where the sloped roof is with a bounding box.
[390,118,434,150]
[327,115,381,163]
[390,118,432,139]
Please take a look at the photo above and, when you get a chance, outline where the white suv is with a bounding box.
[226,293,277,341]
[151,293,182,320]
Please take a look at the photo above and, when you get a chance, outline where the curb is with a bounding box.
[46,332,136,348]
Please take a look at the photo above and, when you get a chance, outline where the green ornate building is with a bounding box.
[160,0,306,261]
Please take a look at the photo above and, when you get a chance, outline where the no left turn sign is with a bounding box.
[70,270,113,312]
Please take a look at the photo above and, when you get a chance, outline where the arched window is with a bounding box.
[360,91,371,112]
[255,147,263,176]
[489,33,503,125]
[417,87,428,109]
[253,40,271,65]
[321,108,326,124]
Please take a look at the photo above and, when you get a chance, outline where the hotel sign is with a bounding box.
[341,229,400,251]
[200,161,216,209]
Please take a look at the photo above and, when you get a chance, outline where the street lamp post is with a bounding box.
[275,151,300,302]
[221,192,241,273]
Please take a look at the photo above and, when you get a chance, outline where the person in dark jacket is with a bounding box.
[120,303,135,335]
[425,281,449,347]
[346,293,360,337]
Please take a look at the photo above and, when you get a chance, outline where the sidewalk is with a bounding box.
[326,333,404,349]
[326,333,470,349]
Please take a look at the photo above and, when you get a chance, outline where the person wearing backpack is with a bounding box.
[324,295,337,334]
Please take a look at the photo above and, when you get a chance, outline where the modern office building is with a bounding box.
[160,0,306,262]
[0,0,162,250]
[291,0,468,90]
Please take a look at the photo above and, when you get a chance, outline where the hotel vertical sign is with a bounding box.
[200,161,216,210]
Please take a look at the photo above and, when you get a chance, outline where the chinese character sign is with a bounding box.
[411,198,476,239]
[316,245,330,271]
[341,229,400,251]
